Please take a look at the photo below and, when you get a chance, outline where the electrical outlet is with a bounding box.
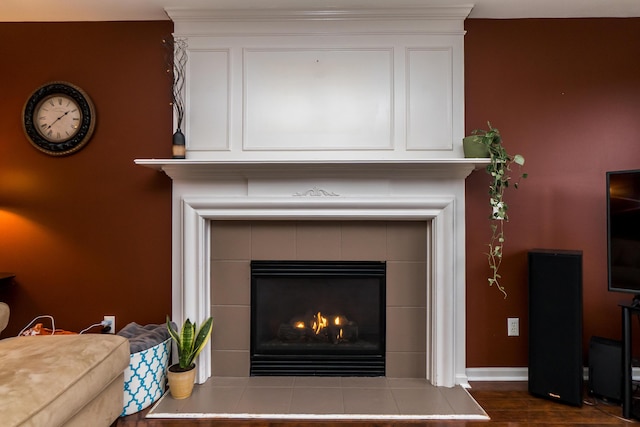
[507,317,519,336]
[103,315,115,334]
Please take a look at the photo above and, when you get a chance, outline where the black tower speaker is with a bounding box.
[588,336,622,402]
[528,249,583,406]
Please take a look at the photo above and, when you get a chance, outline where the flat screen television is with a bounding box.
[607,169,640,296]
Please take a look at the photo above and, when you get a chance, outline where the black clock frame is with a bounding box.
[23,81,96,156]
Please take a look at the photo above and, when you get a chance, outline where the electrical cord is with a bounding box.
[79,321,110,334]
[584,394,636,423]
[18,316,111,335]
[18,315,56,336]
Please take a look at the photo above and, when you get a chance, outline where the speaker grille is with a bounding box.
[528,249,583,406]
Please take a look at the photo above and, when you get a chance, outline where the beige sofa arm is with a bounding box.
[0,302,9,334]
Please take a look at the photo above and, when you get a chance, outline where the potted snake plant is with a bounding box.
[166,315,213,399]
[464,123,527,298]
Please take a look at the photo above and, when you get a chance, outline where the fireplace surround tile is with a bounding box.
[385,352,427,378]
[211,350,249,377]
[211,221,251,260]
[210,220,428,378]
[211,305,250,351]
[386,306,427,352]
[386,222,428,261]
[295,223,342,260]
[211,261,250,305]
[340,222,387,260]
[251,222,297,260]
[386,261,427,306]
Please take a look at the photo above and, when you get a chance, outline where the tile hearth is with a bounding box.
[147,376,488,421]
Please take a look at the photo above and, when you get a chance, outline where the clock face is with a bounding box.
[22,81,96,156]
[33,94,83,143]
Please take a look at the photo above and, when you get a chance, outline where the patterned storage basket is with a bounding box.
[121,338,171,416]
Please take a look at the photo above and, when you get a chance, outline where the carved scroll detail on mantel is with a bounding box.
[293,186,340,197]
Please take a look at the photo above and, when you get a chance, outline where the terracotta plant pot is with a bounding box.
[462,135,490,158]
[167,364,197,399]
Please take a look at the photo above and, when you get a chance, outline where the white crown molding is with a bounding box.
[165,5,474,23]
[167,4,471,36]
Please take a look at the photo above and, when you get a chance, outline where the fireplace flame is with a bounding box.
[310,312,349,335]
[278,311,358,344]
[311,311,328,335]
[294,321,306,329]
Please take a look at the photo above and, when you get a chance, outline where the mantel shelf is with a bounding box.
[134,158,489,181]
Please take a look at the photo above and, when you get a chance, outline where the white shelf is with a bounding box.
[134,158,489,180]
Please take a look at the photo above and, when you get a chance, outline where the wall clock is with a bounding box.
[22,81,96,156]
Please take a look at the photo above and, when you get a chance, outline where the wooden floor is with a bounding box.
[114,381,639,426]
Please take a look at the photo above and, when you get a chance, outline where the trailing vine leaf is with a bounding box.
[471,122,527,298]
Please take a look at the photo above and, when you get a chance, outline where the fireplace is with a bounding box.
[134,167,478,387]
[136,2,478,388]
[250,261,386,376]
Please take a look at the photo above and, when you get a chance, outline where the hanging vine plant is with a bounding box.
[464,123,527,298]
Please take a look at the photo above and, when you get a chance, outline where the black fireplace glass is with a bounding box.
[250,260,385,376]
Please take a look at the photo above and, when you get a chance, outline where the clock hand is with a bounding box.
[43,110,71,130]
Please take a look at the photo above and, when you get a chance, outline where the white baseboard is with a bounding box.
[466,367,528,382]
[467,367,640,383]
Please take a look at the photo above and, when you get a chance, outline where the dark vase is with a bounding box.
[172,129,186,159]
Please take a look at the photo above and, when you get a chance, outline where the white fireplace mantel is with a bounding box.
[136,157,486,388]
[146,1,479,388]
[135,158,488,180]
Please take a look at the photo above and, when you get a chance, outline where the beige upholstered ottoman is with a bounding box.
[0,334,129,427]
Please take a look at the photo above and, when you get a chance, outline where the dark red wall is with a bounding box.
[0,22,173,337]
[1,19,639,369]
[465,18,640,366]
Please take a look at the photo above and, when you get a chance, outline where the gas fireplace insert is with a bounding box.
[250,260,386,376]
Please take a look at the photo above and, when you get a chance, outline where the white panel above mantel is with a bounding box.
[167,3,471,162]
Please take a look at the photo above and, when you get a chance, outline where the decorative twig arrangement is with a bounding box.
[162,36,187,132]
